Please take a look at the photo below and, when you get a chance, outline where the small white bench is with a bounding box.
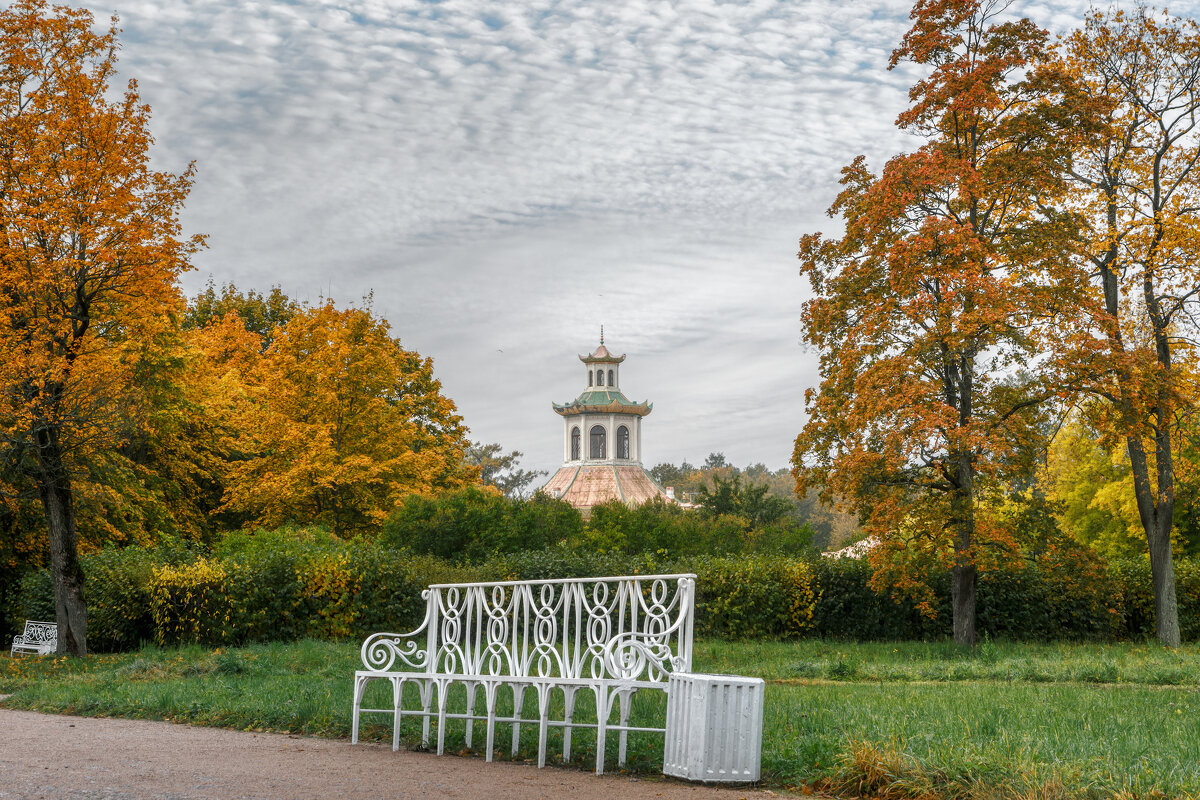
[352,573,696,774]
[10,620,56,656]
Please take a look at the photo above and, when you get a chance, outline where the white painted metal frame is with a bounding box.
[10,620,56,656]
[663,672,765,782]
[351,573,696,774]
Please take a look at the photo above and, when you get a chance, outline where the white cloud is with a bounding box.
[69,0,1200,476]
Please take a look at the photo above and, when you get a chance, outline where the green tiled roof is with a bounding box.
[553,388,652,417]
[574,390,631,405]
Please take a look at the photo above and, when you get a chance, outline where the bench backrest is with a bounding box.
[364,574,695,684]
[15,620,57,652]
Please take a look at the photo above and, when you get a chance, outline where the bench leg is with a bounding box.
[392,678,407,752]
[418,680,434,749]
[464,682,478,750]
[484,681,499,762]
[511,684,527,758]
[617,688,633,768]
[435,679,452,756]
[562,686,579,762]
[535,683,552,768]
[594,686,611,775]
[351,674,370,746]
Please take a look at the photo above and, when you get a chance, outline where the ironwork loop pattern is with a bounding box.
[358,574,695,683]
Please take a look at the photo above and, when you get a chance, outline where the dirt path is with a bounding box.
[0,709,783,800]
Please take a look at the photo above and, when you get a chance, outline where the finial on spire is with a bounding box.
[600,325,604,345]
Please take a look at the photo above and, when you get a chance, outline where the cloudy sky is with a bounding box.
[70,0,1188,476]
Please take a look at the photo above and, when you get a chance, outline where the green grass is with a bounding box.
[696,638,1200,686]
[3,639,1199,798]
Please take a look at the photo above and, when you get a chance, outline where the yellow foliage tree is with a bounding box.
[1042,418,1145,559]
[223,302,476,535]
[0,1,202,655]
[1057,9,1200,644]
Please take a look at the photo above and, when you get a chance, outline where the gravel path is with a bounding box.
[0,709,782,800]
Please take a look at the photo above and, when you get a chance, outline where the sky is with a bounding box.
[67,0,1192,477]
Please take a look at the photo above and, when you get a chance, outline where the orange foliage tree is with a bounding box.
[1055,9,1200,647]
[794,0,1090,645]
[222,302,477,536]
[0,1,202,655]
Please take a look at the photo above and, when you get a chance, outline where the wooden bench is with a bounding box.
[352,573,696,774]
[10,620,56,656]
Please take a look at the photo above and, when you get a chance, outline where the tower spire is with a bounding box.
[600,325,604,345]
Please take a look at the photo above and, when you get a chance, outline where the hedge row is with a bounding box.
[379,488,814,561]
[6,532,1200,651]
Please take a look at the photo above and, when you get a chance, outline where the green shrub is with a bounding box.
[1177,558,1200,641]
[808,556,945,640]
[224,548,307,643]
[508,494,585,549]
[480,546,662,582]
[1107,556,1200,642]
[83,546,159,651]
[15,523,1200,651]
[5,569,55,635]
[339,545,431,636]
[148,558,233,646]
[380,487,517,561]
[685,555,819,639]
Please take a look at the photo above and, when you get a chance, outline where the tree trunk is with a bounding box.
[1125,433,1180,646]
[34,423,87,657]
[950,449,976,647]
[1148,512,1179,646]
[1147,264,1181,647]
[1096,210,1181,647]
[951,560,976,646]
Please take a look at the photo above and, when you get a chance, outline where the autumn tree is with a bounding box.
[794,0,1089,644]
[184,278,298,348]
[0,1,202,655]
[223,302,476,535]
[1056,8,1200,646]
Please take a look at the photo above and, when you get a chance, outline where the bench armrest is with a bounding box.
[359,595,435,672]
[602,631,688,681]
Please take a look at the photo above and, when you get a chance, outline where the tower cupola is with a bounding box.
[540,333,673,512]
[581,328,624,391]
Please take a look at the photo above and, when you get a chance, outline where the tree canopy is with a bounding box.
[795,0,1091,644]
[222,301,476,536]
[0,0,203,654]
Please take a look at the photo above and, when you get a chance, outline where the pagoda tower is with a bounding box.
[540,334,673,511]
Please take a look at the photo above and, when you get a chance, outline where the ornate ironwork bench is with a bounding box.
[10,620,56,656]
[351,573,696,774]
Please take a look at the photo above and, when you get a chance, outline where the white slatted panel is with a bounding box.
[663,672,764,782]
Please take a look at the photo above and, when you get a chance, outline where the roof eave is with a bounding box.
[553,401,652,417]
[578,353,627,364]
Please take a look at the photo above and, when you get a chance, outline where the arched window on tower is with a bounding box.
[597,370,604,387]
[617,426,630,459]
[590,425,606,459]
[588,371,593,387]
[608,369,614,386]
[571,427,580,460]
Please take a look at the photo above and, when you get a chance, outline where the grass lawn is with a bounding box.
[2,638,1198,798]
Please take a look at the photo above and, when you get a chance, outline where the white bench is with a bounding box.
[352,573,696,774]
[10,620,56,656]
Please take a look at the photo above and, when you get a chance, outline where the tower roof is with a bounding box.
[553,389,652,417]
[579,343,626,364]
[541,464,672,508]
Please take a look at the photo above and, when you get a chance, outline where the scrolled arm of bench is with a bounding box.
[359,595,434,672]
[601,631,686,681]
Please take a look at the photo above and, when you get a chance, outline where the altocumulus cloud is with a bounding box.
[71,0,1181,474]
